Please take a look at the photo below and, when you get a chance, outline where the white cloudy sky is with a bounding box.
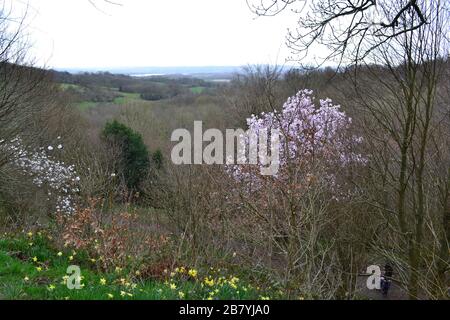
[10,0,306,69]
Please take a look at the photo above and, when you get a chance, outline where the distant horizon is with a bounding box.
[52,64,302,75]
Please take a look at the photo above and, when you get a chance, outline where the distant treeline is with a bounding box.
[51,70,215,101]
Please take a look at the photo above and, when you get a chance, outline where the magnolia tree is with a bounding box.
[2,137,80,214]
[225,90,367,297]
[229,89,365,194]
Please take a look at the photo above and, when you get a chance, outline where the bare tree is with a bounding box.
[0,3,53,167]
[224,65,285,127]
[248,0,449,67]
[88,0,122,14]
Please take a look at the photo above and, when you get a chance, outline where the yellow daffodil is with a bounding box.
[24,276,29,281]
[27,232,33,237]
[135,270,141,276]
[169,283,177,290]
[107,293,114,299]
[178,291,185,299]
[188,269,198,278]
[57,252,63,257]
[36,267,42,272]
[204,278,214,287]
[68,255,74,261]
[100,278,107,285]
[48,284,56,291]
[32,256,38,262]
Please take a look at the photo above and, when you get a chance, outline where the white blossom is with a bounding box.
[3,138,79,214]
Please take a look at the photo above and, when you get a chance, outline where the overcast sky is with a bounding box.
[10,0,305,69]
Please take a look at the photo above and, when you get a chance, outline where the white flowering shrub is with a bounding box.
[3,137,80,214]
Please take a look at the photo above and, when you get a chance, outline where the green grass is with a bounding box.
[0,232,279,300]
[75,91,146,110]
[113,92,142,105]
[75,101,99,110]
[190,86,206,94]
[60,83,84,91]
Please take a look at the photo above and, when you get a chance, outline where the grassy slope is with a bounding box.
[0,232,277,300]
[190,86,206,94]
[59,83,147,110]
[76,91,146,110]
[113,92,142,105]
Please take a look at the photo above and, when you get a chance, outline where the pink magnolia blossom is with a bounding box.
[230,89,365,191]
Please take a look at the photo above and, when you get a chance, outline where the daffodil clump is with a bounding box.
[0,231,286,300]
[162,265,281,300]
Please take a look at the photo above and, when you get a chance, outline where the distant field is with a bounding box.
[75,101,98,110]
[60,83,84,91]
[190,86,206,94]
[57,72,218,111]
[113,92,142,105]
[69,88,146,110]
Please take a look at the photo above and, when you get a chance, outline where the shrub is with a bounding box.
[102,120,149,191]
[56,199,172,272]
[152,149,164,170]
